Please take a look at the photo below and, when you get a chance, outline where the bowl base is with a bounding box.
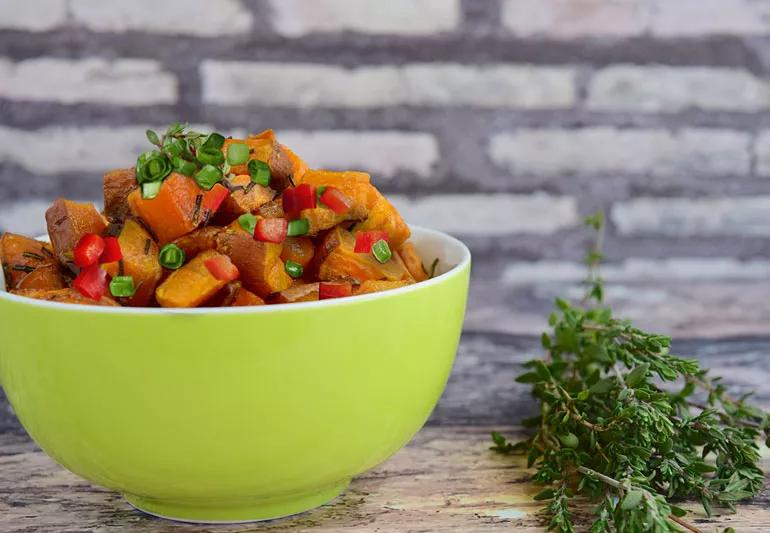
[123,480,350,524]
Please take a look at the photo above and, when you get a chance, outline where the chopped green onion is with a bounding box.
[238,213,257,235]
[287,218,309,237]
[371,239,392,264]
[158,244,186,270]
[136,151,172,184]
[163,137,186,157]
[284,260,304,278]
[145,129,161,147]
[172,156,197,177]
[141,181,162,199]
[109,275,136,298]
[248,159,271,187]
[227,142,250,165]
[196,147,225,166]
[202,132,225,150]
[194,164,223,190]
[316,185,327,207]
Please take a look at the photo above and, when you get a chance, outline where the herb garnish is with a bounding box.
[492,213,768,532]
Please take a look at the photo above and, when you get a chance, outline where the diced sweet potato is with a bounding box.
[128,173,202,244]
[171,226,225,260]
[45,199,108,262]
[298,170,380,209]
[231,286,265,306]
[101,218,163,307]
[155,250,230,308]
[315,226,410,283]
[12,288,119,306]
[258,200,285,219]
[15,264,67,291]
[213,174,274,225]
[355,195,410,248]
[354,280,412,295]
[222,130,293,191]
[215,231,292,297]
[397,241,428,282]
[281,144,308,182]
[0,232,63,289]
[301,205,368,235]
[103,168,138,221]
[281,237,315,268]
[272,283,319,304]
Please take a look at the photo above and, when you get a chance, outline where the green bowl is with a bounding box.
[0,226,470,523]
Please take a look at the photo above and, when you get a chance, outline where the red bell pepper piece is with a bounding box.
[202,183,230,215]
[73,233,106,268]
[319,281,353,300]
[282,183,316,219]
[204,255,240,282]
[354,230,389,254]
[100,237,123,263]
[73,265,108,300]
[320,186,353,214]
[254,217,288,244]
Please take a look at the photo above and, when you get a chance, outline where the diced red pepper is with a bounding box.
[254,217,288,244]
[73,265,108,300]
[204,255,240,282]
[319,281,353,300]
[73,233,106,268]
[354,230,390,254]
[202,183,230,215]
[320,186,353,214]
[282,183,316,219]
[100,237,123,263]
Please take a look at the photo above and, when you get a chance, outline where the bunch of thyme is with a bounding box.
[492,213,768,532]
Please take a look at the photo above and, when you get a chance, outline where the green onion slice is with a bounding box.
[141,181,162,199]
[372,239,392,264]
[238,213,257,235]
[109,275,136,298]
[172,156,197,177]
[284,260,304,279]
[196,147,225,166]
[194,165,223,190]
[202,132,225,150]
[248,159,271,187]
[287,218,310,237]
[316,185,327,207]
[227,142,250,165]
[158,244,186,270]
[163,137,186,157]
[136,151,172,184]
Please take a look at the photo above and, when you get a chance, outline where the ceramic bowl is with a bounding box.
[0,225,471,523]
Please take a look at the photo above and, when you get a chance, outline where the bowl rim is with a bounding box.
[0,225,471,315]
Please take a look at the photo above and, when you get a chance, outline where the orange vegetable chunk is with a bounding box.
[128,173,202,244]
[272,282,320,304]
[215,231,292,297]
[354,280,412,295]
[101,219,163,307]
[12,288,118,306]
[103,167,138,221]
[45,199,108,261]
[0,232,64,290]
[397,241,428,282]
[213,174,274,225]
[155,250,230,308]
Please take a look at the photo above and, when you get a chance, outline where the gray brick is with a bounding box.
[588,65,770,112]
[611,197,770,236]
[0,58,177,106]
[201,62,576,109]
[0,200,56,237]
[753,130,770,177]
[0,0,67,31]
[489,128,751,177]
[268,0,460,36]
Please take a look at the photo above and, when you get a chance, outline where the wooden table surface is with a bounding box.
[2,333,770,531]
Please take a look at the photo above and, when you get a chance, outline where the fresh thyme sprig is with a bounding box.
[492,213,769,532]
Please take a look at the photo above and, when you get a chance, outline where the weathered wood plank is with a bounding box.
[0,427,767,532]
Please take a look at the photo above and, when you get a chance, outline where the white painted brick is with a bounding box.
[277,131,438,178]
[0,58,177,106]
[389,193,578,235]
[753,130,770,177]
[269,0,459,36]
[0,126,156,174]
[489,128,750,177]
[611,197,770,236]
[201,62,576,109]
[649,0,770,37]
[0,0,67,31]
[69,0,252,36]
[589,65,770,112]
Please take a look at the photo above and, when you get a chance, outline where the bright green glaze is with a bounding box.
[0,227,470,523]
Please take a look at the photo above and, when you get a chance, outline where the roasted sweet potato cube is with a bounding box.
[301,205,368,235]
[171,226,225,260]
[258,200,285,219]
[272,282,319,304]
[103,168,138,221]
[298,170,380,209]
[12,288,119,306]
[215,231,292,297]
[128,173,202,244]
[315,226,410,283]
[355,195,410,248]
[213,174,274,225]
[231,286,265,306]
[397,241,428,282]
[354,280,412,295]
[281,237,315,268]
[101,219,163,307]
[281,144,308,183]
[45,199,108,261]
[155,250,230,308]
[205,281,264,307]
[222,130,293,191]
[0,232,63,289]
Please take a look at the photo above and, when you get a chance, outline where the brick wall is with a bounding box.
[2,0,770,336]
